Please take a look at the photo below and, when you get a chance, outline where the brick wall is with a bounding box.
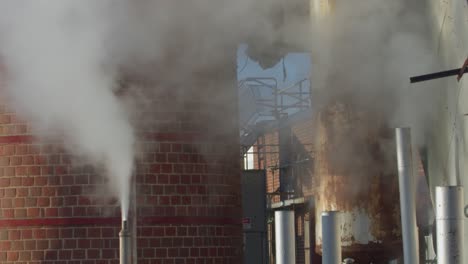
[254,117,315,202]
[0,66,243,263]
[252,115,316,264]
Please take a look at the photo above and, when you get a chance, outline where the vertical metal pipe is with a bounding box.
[321,211,341,264]
[131,172,137,264]
[435,186,464,264]
[274,210,296,264]
[395,127,419,264]
[120,220,130,264]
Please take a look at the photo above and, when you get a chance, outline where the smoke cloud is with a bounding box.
[0,0,440,220]
[0,0,286,219]
[309,0,439,143]
[0,0,135,219]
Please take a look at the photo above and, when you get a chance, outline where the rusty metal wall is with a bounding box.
[313,99,402,263]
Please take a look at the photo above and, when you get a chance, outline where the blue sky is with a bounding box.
[237,43,311,87]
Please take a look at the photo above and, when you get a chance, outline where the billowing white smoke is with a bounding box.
[309,0,439,143]
[0,0,134,219]
[0,0,437,221]
[0,0,285,220]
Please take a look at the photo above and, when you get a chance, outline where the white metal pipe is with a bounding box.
[120,220,130,264]
[322,211,341,264]
[274,210,296,264]
[395,127,419,264]
[435,186,464,264]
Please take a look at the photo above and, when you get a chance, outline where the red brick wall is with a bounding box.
[254,116,315,203]
[0,68,243,263]
[253,116,315,264]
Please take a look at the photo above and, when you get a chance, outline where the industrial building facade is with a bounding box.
[0,0,466,263]
[0,67,243,263]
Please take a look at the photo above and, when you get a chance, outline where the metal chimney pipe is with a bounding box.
[274,210,296,264]
[322,211,341,264]
[435,186,464,264]
[395,127,419,264]
[120,220,130,264]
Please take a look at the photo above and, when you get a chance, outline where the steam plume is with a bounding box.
[0,0,134,219]
[0,0,285,219]
[309,0,439,142]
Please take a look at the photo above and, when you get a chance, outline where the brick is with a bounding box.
[1,198,12,208]
[60,229,73,239]
[11,240,24,250]
[50,197,63,206]
[37,197,50,206]
[30,187,42,196]
[70,186,81,195]
[15,166,27,176]
[143,248,155,258]
[78,196,91,205]
[72,250,85,259]
[7,252,19,261]
[45,208,58,217]
[34,155,47,165]
[27,207,40,217]
[161,164,173,173]
[0,157,9,166]
[4,167,15,176]
[31,251,44,261]
[22,155,34,165]
[102,249,114,259]
[55,166,68,175]
[87,249,100,259]
[101,228,114,238]
[41,166,53,175]
[0,178,10,187]
[15,209,27,217]
[42,186,56,196]
[165,227,176,236]
[50,239,61,248]
[170,175,180,184]
[9,230,20,240]
[64,196,77,206]
[28,166,41,176]
[0,241,11,250]
[0,114,11,124]
[21,230,32,239]
[64,239,76,249]
[44,251,57,260]
[15,145,28,155]
[59,207,72,217]
[29,145,40,155]
[171,196,181,205]
[74,228,86,238]
[0,230,7,240]
[46,229,59,239]
[17,188,29,196]
[59,250,72,259]
[149,164,160,173]
[158,174,169,184]
[90,239,102,248]
[33,229,46,239]
[155,248,167,258]
[78,239,90,248]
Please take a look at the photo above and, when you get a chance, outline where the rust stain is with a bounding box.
[313,97,402,261]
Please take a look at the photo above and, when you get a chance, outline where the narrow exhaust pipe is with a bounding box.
[435,186,464,264]
[322,211,341,264]
[395,127,419,264]
[274,210,296,264]
[120,220,130,264]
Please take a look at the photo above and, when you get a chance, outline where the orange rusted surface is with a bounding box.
[313,98,402,261]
